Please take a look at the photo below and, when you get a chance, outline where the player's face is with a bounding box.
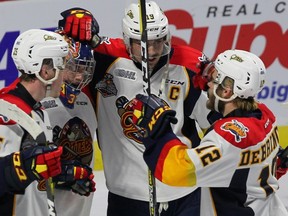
[63,62,93,90]
[64,66,85,84]
[49,68,64,98]
[130,38,165,71]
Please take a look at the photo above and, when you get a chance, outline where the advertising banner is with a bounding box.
[0,0,287,128]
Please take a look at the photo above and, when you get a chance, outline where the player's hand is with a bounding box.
[71,174,96,196]
[58,7,101,48]
[193,57,211,91]
[192,74,208,91]
[131,94,178,139]
[5,145,63,191]
[22,145,63,180]
[53,160,96,196]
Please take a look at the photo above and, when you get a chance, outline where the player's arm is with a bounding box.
[95,37,129,58]
[0,145,62,196]
[131,94,224,187]
[131,94,196,186]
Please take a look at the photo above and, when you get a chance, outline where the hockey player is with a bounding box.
[0,29,94,216]
[0,29,67,215]
[57,2,220,215]
[131,49,288,216]
[15,35,97,216]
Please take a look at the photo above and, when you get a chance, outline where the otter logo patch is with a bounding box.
[221,120,249,142]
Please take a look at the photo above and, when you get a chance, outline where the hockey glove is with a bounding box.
[192,74,208,91]
[192,58,212,91]
[116,96,129,109]
[276,146,288,179]
[131,94,178,139]
[53,160,96,196]
[58,7,101,48]
[5,145,63,191]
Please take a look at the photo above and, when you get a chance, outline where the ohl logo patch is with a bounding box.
[221,120,249,143]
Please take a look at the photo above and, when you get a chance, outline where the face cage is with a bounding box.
[64,58,95,91]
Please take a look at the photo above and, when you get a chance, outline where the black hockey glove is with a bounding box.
[53,160,96,196]
[58,7,101,48]
[5,145,62,191]
[116,96,129,109]
[131,94,178,139]
[276,146,288,179]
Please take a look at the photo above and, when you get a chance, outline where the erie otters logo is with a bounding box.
[55,117,93,164]
[37,117,93,191]
[221,119,249,143]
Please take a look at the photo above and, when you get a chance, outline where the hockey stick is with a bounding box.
[138,1,158,215]
[0,99,57,216]
[139,0,151,96]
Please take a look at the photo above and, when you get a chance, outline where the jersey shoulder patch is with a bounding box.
[214,117,265,149]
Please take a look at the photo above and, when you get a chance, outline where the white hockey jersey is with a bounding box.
[92,53,211,202]
[0,82,54,215]
[15,92,97,216]
[144,103,288,215]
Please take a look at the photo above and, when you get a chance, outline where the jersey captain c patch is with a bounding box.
[221,120,249,143]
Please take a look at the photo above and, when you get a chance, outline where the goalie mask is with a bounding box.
[60,40,95,108]
[122,1,171,59]
[12,29,69,85]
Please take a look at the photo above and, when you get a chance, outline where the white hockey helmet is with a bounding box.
[12,29,69,84]
[122,1,170,47]
[214,49,266,99]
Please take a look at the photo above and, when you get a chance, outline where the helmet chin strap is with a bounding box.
[213,84,237,113]
[45,84,52,98]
